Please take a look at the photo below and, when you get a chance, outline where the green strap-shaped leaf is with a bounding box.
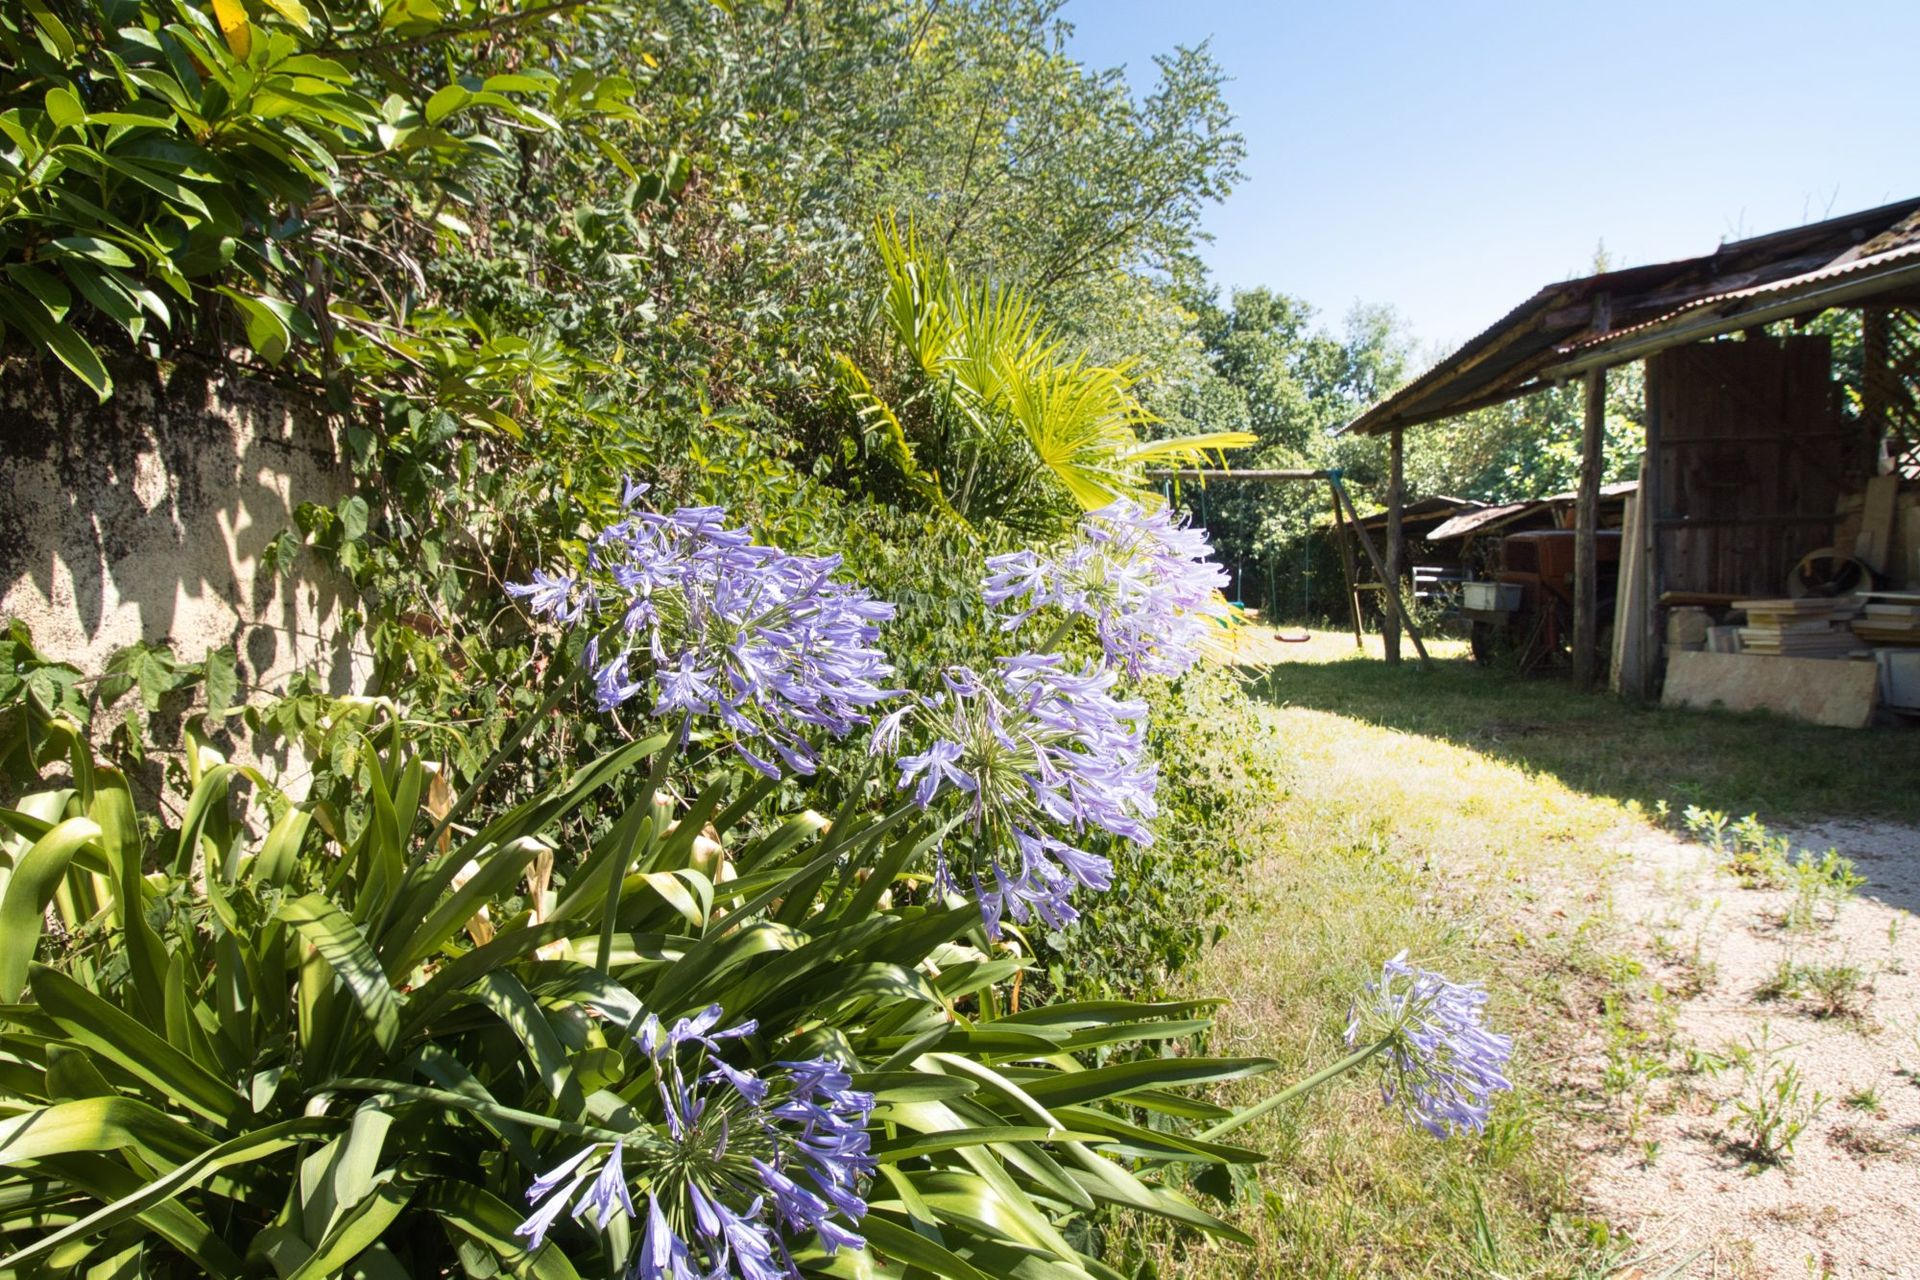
[279,895,403,1053]
[0,1116,335,1275]
[251,802,313,889]
[286,1165,416,1278]
[321,1078,627,1144]
[90,768,169,1025]
[0,816,99,999]
[858,1213,994,1280]
[871,1127,1108,1162]
[1003,1056,1279,1110]
[381,836,544,978]
[995,998,1224,1030]
[173,761,239,876]
[297,1105,391,1246]
[472,972,584,1112]
[416,1180,584,1280]
[0,1096,209,1168]
[28,968,248,1127]
[28,1152,242,1277]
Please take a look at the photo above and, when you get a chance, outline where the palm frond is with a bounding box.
[848,215,1253,523]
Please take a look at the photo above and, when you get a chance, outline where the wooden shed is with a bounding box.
[1344,197,1920,699]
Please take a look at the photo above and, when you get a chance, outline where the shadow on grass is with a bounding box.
[1238,650,1920,826]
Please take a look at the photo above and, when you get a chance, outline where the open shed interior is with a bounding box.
[1342,196,1920,724]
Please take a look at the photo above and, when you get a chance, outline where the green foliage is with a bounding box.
[1676,807,1865,930]
[0,680,1282,1277]
[0,6,1361,1272]
[1152,266,1646,623]
[1726,1030,1827,1167]
[833,217,1252,530]
[1042,667,1281,1003]
[0,0,636,396]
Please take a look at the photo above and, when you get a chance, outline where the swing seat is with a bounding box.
[1272,630,1311,644]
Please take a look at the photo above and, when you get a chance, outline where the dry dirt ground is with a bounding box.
[1569,819,1920,1279]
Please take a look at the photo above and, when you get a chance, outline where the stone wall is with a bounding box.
[1,356,370,781]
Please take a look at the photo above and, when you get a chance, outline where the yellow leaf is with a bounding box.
[257,0,312,31]
[211,0,252,58]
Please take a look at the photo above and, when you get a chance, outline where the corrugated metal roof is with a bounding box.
[1344,196,1920,436]
[1426,481,1637,541]
[1563,239,1920,355]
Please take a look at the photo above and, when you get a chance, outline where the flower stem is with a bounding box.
[1196,1039,1388,1143]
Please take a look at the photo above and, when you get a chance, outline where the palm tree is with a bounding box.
[833,217,1253,530]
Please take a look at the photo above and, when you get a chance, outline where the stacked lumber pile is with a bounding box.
[1853,592,1920,647]
[1732,597,1866,658]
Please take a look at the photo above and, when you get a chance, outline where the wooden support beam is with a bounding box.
[1329,481,1364,647]
[1635,367,1667,702]
[1384,428,1405,665]
[1332,479,1431,667]
[1573,368,1605,692]
[1863,306,1892,438]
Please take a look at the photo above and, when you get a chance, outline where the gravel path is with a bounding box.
[1573,820,1920,1279]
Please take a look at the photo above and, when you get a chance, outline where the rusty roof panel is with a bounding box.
[1345,196,1920,437]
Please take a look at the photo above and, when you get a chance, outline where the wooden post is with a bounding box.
[1384,427,1405,665]
[1572,368,1605,692]
[1329,481,1364,647]
[1636,362,1666,701]
[1863,306,1891,464]
[1333,480,1432,667]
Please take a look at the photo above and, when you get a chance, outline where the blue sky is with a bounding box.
[1063,1,1920,357]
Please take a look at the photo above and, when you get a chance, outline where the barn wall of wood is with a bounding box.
[1646,335,1876,597]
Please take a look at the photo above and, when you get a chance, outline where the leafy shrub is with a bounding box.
[0,697,1274,1276]
[1040,665,1282,1002]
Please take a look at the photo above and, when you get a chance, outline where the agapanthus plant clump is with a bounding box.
[875,654,1155,935]
[1345,951,1514,1138]
[982,497,1229,678]
[509,484,900,778]
[516,1005,874,1277]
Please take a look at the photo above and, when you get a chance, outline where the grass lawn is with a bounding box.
[1131,630,1920,1277]
[1235,629,1920,824]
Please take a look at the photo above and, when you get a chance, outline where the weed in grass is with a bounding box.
[1687,811,1865,929]
[1651,909,1722,997]
[1842,1083,1883,1115]
[1754,957,1868,1018]
[1726,1029,1827,1167]
[1755,955,1803,1003]
[1682,1042,1731,1077]
[1683,805,1733,856]
[1600,992,1669,1138]
[1782,848,1866,932]
[1799,961,1869,1019]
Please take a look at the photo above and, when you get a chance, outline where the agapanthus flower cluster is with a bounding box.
[515,1005,874,1279]
[1344,951,1514,1138]
[875,653,1155,935]
[508,485,901,778]
[981,497,1229,678]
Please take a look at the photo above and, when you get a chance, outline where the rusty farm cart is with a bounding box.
[1464,528,1623,672]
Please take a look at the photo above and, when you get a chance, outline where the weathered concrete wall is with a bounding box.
[1,357,371,759]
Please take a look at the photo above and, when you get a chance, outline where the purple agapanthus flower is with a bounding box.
[882,653,1153,935]
[510,484,901,778]
[514,1004,873,1274]
[1344,951,1514,1138]
[982,497,1229,678]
